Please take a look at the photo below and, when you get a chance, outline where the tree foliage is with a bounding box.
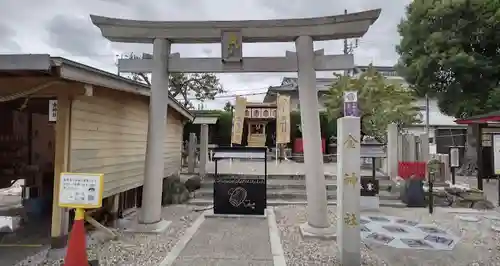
[324,66,420,142]
[223,101,233,112]
[397,0,500,118]
[122,53,225,109]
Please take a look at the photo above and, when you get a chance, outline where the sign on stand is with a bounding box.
[343,91,359,117]
[491,134,500,207]
[493,134,500,175]
[360,178,379,197]
[212,147,267,215]
[359,143,384,210]
[449,146,460,184]
[58,172,104,209]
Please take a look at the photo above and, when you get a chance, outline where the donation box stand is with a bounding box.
[212,146,267,215]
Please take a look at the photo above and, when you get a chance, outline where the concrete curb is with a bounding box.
[267,208,287,266]
[158,210,207,266]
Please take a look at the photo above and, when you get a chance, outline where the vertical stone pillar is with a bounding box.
[295,35,333,237]
[199,124,209,177]
[187,133,197,173]
[336,117,361,265]
[387,123,398,180]
[397,133,403,161]
[406,134,417,161]
[439,154,450,184]
[140,38,170,226]
[419,133,430,162]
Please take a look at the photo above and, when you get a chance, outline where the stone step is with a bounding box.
[200,179,393,191]
[204,173,391,181]
[187,198,407,208]
[193,188,399,201]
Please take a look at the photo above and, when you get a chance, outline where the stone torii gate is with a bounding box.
[90,9,380,236]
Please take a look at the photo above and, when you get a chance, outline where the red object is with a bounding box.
[293,138,326,153]
[455,115,500,124]
[398,161,427,180]
[64,219,88,266]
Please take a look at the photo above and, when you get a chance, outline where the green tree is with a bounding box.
[120,53,225,109]
[397,0,500,117]
[324,66,420,143]
[223,101,233,112]
[396,0,500,174]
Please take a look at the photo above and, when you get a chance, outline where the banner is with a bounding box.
[276,95,291,144]
[231,96,247,144]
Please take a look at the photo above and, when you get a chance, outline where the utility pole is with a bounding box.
[425,94,430,133]
[343,9,359,76]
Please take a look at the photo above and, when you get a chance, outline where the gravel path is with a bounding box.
[274,205,500,266]
[14,205,203,266]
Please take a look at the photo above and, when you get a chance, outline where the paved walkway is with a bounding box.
[169,216,274,266]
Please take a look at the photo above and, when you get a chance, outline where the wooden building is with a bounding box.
[0,54,192,247]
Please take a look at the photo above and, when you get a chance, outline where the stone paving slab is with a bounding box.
[172,217,273,266]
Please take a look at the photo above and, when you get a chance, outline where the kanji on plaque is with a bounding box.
[344,134,359,149]
[221,31,243,62]
[344,213,359,227]
[344,172,358,187]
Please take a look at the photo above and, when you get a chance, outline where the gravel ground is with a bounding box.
[274,205,500,266]
[274,205,388,266]
[14,205,203,266]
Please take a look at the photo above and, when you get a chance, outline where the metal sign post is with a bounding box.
[427,159,440,214]
[343,91,359,117]
[449,147,460,185]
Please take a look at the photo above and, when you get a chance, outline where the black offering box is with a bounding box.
[212,146,267,215]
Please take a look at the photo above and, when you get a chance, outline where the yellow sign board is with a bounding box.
[58,172,104,209]
[276,95,291,144]
[231,96,247,144]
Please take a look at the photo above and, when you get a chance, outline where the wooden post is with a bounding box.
[50,94,71,249]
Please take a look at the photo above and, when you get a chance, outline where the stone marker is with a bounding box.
[336,117,361,265]
[187,133,197,173]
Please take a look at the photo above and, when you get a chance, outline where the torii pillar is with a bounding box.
[296,36,335,238]
[138,38,171,231]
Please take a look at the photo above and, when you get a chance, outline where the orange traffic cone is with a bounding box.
[64,208,88,266]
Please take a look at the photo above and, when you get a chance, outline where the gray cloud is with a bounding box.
[0,23,21,52]
[0,0,410,109]
[45,14,110,57]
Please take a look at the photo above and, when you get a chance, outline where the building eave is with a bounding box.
[51,57,193,121]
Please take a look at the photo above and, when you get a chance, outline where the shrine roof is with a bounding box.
[455,111,500,124]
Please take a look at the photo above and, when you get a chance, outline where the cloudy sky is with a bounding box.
[0,0,411,109]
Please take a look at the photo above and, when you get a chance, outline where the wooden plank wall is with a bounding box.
[69,90,184,198]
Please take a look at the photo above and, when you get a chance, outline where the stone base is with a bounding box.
[204,210,267,219]
[299,222,336,240]
[360,196,380,211]
[123,219,171,234]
